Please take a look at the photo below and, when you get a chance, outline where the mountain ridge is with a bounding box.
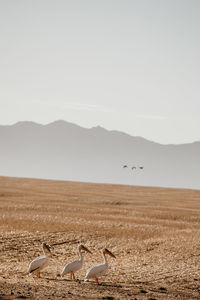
[1,120,199,146]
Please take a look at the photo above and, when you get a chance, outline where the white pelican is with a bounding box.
[61,244,92,280]
[28,242,52,278]
[85,248,116,284]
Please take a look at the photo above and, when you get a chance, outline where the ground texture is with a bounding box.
[0,176,200,299]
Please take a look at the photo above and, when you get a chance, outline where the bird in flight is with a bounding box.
[123,165,128,168]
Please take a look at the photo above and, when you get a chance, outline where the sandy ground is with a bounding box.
[0,176,200,300]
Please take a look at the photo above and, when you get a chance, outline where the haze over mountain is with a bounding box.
[0,120,199,189]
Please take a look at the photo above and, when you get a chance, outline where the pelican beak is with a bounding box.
[43,243,51,254]
[81,245,92,254]
[104,248,116,258]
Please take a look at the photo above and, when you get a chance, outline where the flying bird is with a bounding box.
[139,166,144,169]
[61,244,92,280]
[131,166,136,170]
[85,248,116,284]
[123,165,128,168]
[28,242,52,278]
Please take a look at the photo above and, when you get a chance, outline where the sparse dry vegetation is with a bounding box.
[0,176,200,299]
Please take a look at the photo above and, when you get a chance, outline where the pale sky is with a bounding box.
[0,0,200,144]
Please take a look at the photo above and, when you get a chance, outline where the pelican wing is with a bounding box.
[61,259,82,276]
[85,263,108,279]
[28,255,48,273]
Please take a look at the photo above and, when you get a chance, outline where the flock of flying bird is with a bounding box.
[28,242,116,285]
[123,165,144,170]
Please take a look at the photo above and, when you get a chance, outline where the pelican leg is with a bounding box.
[70,272,72,280]
[94,276,99,284]
[36,271,40,278]
[72,272,75,280]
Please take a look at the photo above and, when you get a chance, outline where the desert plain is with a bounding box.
[0,176,200,299]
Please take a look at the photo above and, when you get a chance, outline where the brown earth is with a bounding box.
[0,176,200,300]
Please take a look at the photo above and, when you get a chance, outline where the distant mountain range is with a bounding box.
[0,120,200,189]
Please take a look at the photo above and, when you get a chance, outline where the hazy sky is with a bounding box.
[0,0,200,144]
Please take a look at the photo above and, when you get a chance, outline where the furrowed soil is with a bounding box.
[0,176,200,299]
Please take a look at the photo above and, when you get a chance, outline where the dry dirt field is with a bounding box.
[0,176,200,300]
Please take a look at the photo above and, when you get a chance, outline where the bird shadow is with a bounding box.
[39,277,122,288]
[44,277,81,283]
[46,277,66,281]
[100,283,123,288]
[88,282,122,288]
